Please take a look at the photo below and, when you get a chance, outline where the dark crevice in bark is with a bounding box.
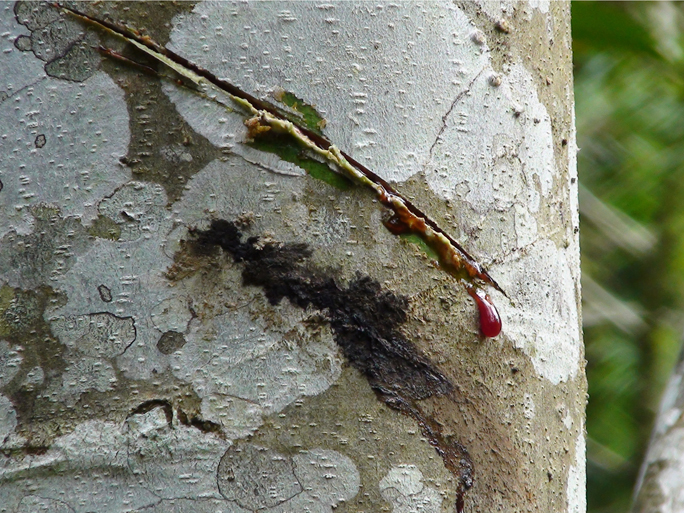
[128,398,173,428]
[176,408,225,439]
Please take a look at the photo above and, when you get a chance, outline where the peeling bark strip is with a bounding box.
[188,219,474,510]
[53,2,505,337]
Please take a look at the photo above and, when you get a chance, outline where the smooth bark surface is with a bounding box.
[633,346,684,513]
[0,1,583,512]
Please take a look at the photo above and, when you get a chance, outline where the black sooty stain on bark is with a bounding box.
[191,219,451,401]
[186,219,474,509]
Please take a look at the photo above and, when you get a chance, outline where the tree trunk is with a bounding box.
[0,1,583,512]
[632,344,684,513]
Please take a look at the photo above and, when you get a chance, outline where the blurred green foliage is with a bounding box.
[573,2,684,512]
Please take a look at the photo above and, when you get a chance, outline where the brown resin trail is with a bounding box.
[53,2,506,313]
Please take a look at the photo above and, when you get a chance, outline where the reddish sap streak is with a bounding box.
[382,215,411,235]
[466,286,502,338]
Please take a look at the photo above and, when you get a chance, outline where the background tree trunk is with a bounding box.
[632,343,684,512]
[0,1,583,512]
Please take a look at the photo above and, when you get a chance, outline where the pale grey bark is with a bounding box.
[632,346,684,513]
[0,1,583,512]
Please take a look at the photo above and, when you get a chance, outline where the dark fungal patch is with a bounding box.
[97,284,112,303]
[156,330,187,354]
[186,219,474,508]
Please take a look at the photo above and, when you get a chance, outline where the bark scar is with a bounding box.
[53,2,507,329]
[427,67,487,161]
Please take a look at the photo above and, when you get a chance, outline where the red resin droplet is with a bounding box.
[467,286,502,338]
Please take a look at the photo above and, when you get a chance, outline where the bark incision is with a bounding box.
[183,218,475,510]
[52,1,506,302]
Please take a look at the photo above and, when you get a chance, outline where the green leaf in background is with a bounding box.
[572,2,660,59]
